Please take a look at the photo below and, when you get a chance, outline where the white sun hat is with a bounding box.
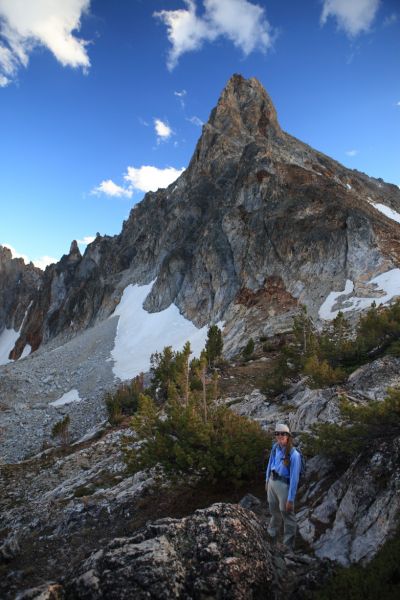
[275,423,291,434]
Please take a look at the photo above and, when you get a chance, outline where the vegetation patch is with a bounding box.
[301,388,400,467]
[123,331,271,487]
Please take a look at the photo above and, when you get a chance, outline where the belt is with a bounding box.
[271,471,289,484]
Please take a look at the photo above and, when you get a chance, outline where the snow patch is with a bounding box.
[371,202,400,225]
[50,389,82,407]
[0,302,33,365]
[20,344,32,358]
[0,328,20,365]
[319,280,354,320]
[110,282,208,380]
[319,269,400,320]
[346,183,352,190]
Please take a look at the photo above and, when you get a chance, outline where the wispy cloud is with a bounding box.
[383,13,398,27]
[154,118,173,142]
[2,242,56,269]
[346,149,358,156]
[187,115,204,127]
[154,0,275,70]
[320,0,380,37]
[0,0,91,87]
[174,88,187,108]
[91,179,133,198]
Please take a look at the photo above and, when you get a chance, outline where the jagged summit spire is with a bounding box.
[208,74,281,139]
[187,74,281,175]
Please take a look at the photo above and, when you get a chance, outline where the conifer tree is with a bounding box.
[205,325,223,366]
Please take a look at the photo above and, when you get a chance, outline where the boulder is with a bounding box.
[66,503,276,599]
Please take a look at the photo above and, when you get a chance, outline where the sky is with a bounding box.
[0,0,399,269]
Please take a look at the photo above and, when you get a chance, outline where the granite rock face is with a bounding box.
[3,74,400,361]
[0,246,42,358]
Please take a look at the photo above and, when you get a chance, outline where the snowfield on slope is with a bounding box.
[319,269,400,320]
[110,282,208,380]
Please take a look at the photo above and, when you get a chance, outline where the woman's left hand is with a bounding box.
[285,500,294,512]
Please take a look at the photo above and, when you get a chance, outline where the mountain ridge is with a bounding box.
[2,73,400,360]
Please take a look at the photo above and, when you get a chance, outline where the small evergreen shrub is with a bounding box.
[304,355,346,388]
[301,389,400,466]
[51,415,70,447]
[242,338,255,361]
[105,374,144,425]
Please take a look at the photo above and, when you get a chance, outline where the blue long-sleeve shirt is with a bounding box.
[266,443,301,503]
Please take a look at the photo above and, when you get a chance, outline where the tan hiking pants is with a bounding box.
[267,477,297,549]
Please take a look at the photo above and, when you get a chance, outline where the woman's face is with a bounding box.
[275,432,289,446]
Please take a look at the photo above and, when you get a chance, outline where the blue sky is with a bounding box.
[0,0,399,268]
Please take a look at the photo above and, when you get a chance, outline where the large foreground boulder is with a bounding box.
[66,503,275,599]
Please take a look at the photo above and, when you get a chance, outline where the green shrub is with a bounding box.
[301,389,400,466]
[304,355,346,388]
[124,393,271,487]
[243,338,255,361]
[105,374,144,425]
[262,353,291,397]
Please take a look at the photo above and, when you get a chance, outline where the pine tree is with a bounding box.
[205,325,223,366]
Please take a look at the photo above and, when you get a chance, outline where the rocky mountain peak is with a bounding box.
[208,73,281,140]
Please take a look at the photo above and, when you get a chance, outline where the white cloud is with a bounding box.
[320,0,380,37]
[124,165,185,193]
[0,73,10,86]
[77,235,95,246]
[91,179,133,198]
[204,0,273,54]
[154,118,173,142]
[154,0,274,70]
[33,255,57,270]
[0,0,91,86]
[2,242,56,269]
[92,166,185,198]
[187,115,203,127]
[346,149,358,156]
[396,101,400,107]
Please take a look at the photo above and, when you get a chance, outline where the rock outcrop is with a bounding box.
[0,246,42,359]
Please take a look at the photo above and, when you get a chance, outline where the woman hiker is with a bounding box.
[265,423,301,550]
